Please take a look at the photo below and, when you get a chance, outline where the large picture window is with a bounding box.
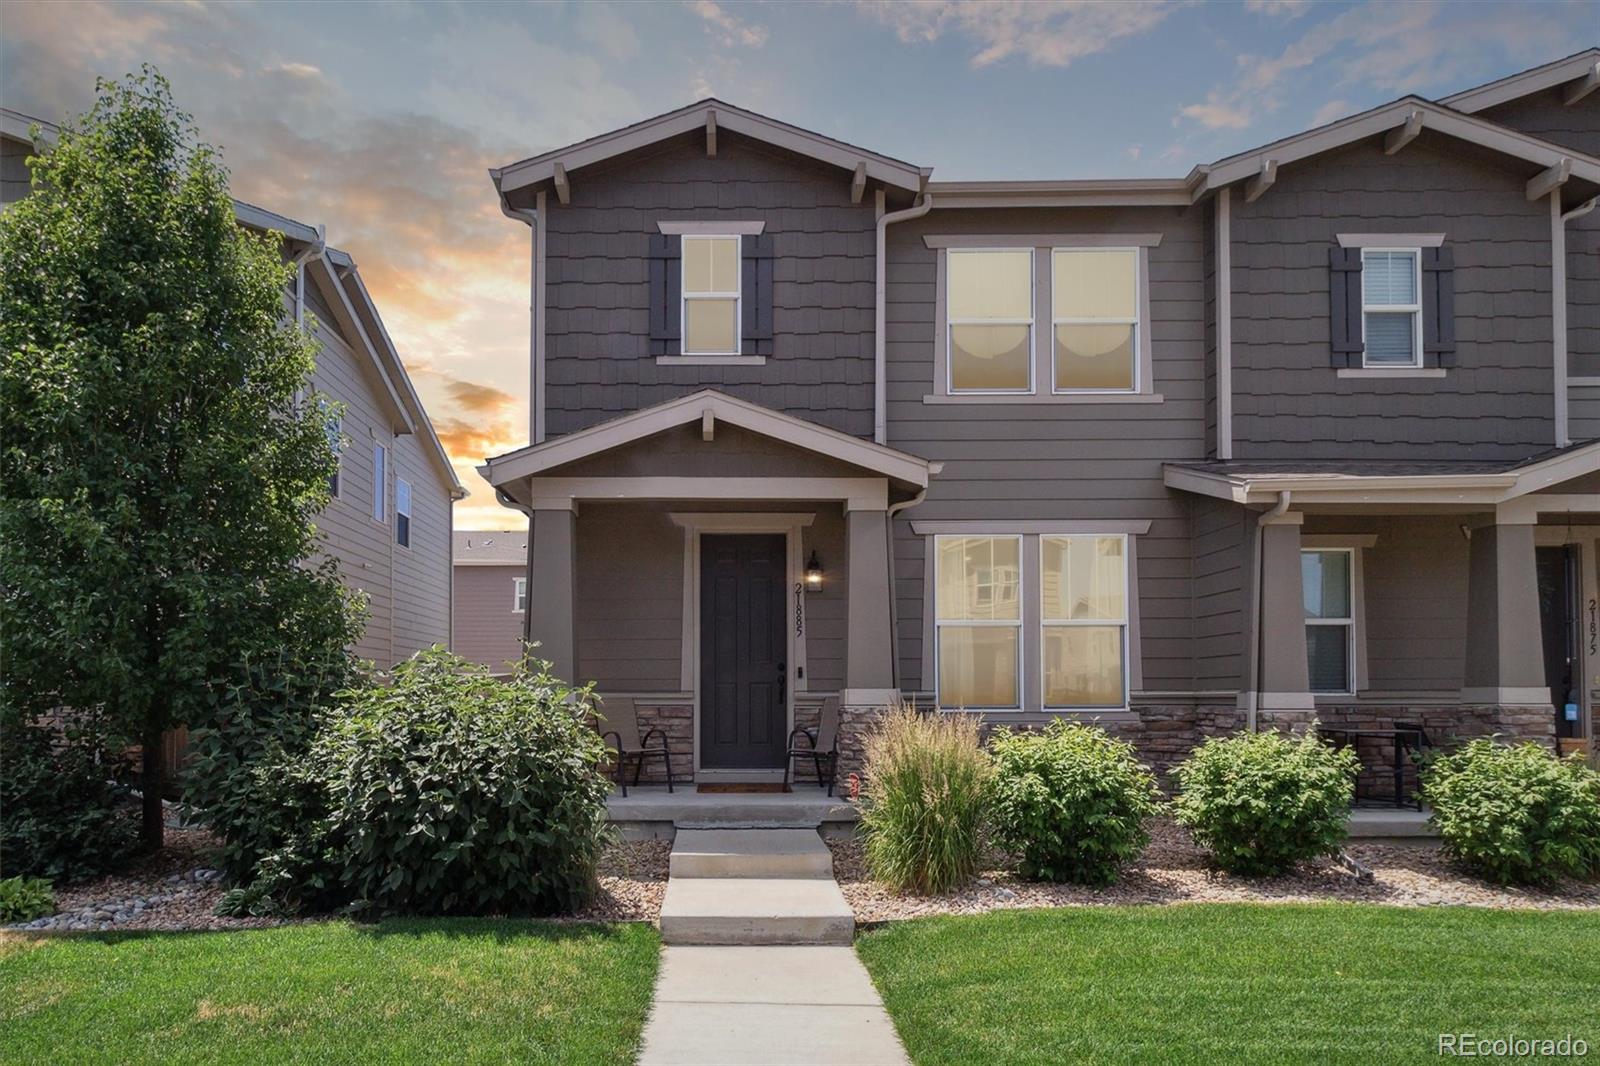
[681,235,741,355]
[946,249,1033,393]
[1041,535,1128,707]
[1360,249,1421,368]
[935,535,1022,708]
[1052,249,1139,392]
[1302,549,1354,694]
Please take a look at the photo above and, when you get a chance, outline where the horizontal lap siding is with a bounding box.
[885,206,1211,694]
[390,433,452,659]
[453,564,525,671]
[1191,496,1248,691]
[1,137,31,204]
[544,134,877,438]
[1230,134,1555,459]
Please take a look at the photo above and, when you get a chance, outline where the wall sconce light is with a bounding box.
[804,551,824,592]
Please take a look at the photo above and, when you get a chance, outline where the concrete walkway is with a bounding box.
[639,827,909,1065]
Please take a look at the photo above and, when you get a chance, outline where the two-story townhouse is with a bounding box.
[453,529,530,672]
[480,53,1600,785]
[3,111,466,668]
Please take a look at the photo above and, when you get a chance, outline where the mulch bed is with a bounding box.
[831,818,1600,923]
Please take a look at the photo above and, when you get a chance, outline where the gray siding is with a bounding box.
[883,205,1210,695]
[1191,496,1248,691]
[2,135,32,205]
[1229,133,1556,459]
[454,564,526,671]
[544,133,878,439]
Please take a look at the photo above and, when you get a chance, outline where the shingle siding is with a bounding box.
[1229,133,1556,459]
[453,564,525,672]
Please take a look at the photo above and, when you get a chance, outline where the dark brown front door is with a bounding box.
[700,534,787,769]
[1537,545,1581,739]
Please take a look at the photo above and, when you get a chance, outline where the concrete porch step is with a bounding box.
[659,877,855,945]
[669,829,834,879]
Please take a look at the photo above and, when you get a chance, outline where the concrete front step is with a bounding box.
[669,828,834,879]
[659,877,855,945]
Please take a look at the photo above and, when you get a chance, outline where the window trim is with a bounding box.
[680,233,742,357]
[1050,246,1142,395]
[395,477,412,549]
[371,443,387,525]
[1302,545,1358,697]
[326,409,343,500]
[944,247,1036,396]
[1359,247,1424,370]
[1039,533,1132,711]
[933,534,1024,711]
[512,577,528,614]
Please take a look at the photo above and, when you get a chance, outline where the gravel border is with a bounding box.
[832,819,1600,923]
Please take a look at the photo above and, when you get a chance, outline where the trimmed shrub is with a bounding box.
[1422,738,1600,887]
[859,702,992,894]
[1172,728,1359,876]
[0,876,54,923]
[0,720,136,883]
[988,721,1161,884]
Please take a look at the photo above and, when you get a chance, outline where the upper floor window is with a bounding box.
[682,235,741,355]
[512,577,528,613]
[323,406,343,499]
[1360,249,1422,368]
[395,478,412,548]
[1053,249,1139,393]
[947,249,1033,393]
[372,444,386,524]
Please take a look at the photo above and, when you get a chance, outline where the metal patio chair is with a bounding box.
[597,695,675,797]
[782,696,841,796]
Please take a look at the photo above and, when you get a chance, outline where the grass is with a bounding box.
[0,919,659,1065]
[857,903,1600,1065]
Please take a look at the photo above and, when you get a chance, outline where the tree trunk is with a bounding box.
[141,715,165,851]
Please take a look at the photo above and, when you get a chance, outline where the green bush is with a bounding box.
[988,721,1161,884]
[0,720,136,883]
[860,702,992,894]
[1422,738,1600,887]
[0,876,55,923]
[1172,728,1359,876]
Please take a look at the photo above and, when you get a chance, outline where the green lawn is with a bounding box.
[857,904,1600,1065]
[1,919,659,1065]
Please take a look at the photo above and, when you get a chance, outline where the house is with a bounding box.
[2,110,466,668]
[472,50,1600,785]
[453,529,529,672]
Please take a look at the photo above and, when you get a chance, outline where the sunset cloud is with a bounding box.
[854,0,1181,68]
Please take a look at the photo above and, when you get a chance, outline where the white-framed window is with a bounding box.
[395,478,411,548]
[934,535,1022,709]
[1040,534,1129,708]
[946,248,1034,394]
[1052,248,1139,393]
[681,234,741,355]
[1360,248,1422,368]
[1302,548,1354,694]
[371,443,386,524]
[512,577,528,614]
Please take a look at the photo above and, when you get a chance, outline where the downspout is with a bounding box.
[498,198,542,444]
[495,486,536,651]
[1556,196,1596,450]
[883,483,932,695]
[290,226,326,327]
[875,194,933,444]
[1246,490,1292,732]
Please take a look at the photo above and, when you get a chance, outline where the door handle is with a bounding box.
[778,662,787,705]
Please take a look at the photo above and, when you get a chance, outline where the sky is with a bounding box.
[2,0,1595,528]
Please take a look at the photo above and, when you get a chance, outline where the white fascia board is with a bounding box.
[1442,50,1600,112]
[1161,464,1538,506]
[233,201,322,246]
[1504,440,1600,499]
[309,256,415,436]
[925,179,1192,208]
[482,389,932,489]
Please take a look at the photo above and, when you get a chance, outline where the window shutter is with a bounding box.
[1422,245,1456,368]
[648,233,681,356]
[742,233,775,357]
[1328,246,1363,367]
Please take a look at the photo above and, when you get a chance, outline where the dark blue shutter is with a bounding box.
[742,233,775,357]
[1422,245,1456,368]
[648,233,681,356]
[1328,246,1363,368]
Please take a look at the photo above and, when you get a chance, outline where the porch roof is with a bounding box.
[1163,439,1600,507]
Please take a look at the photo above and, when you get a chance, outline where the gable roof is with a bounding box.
[453,530,527,565]
[1441,48,1600,113]
[479,388,937,490]
[1187,94,1600,205]
[491,97,929,198]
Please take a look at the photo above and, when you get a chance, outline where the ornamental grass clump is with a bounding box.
[1422,738,1600,887]
[988,721,1161,884]
[1172,727,1359,876]
[859,702,992,894]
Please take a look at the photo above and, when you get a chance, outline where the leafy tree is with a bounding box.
[0,68,358,851]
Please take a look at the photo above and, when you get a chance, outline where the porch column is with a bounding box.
[1461,520,1550,710]
[1254,512,1314,724]
[843,505,896,704]
[528,504,577,682]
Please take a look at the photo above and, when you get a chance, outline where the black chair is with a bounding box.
[783,696,840,795]
[597,696,675,797]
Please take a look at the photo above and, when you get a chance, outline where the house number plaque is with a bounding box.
[794,582,805,637]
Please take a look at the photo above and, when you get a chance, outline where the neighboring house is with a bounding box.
[2,109,467,668]
[453,530,529,672]
[452,49,1593,784]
